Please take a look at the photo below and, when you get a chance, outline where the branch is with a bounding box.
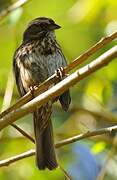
[55,125,117,148]
[0,31,116,120]
[0,0,29,21]
[66,31,117,72]
[96,149,116,180]
[11,124,35,143]
[0,124,117,167]
[96,137,117,180]
[0,46,117,130]
[1,70,14,112]
[0,149,35,167]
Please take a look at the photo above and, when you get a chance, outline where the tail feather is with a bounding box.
[33,105,58,170]
[59,90,71,111]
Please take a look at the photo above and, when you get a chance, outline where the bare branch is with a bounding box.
[66,31,117,72]
[96,148,116,180]
[96,137,117,180]
[59,165,72,180]
[11,124,35,143]
[0,0,29,21]
[55,125,117,148]
[0,149,35,167]
[0,124,117,167]
[1,70,14,112]
[0,32,116,120]
[0,46,117,130]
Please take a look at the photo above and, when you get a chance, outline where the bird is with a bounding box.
[13,17,71,170]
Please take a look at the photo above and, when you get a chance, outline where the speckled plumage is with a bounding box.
[13,17,71,170]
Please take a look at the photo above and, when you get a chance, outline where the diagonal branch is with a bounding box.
[0,0,29,21]
[11,124,35,143]
[0,124,117,167]
[0,46,117,131]
[66,31,117,72]
[0,149,35,167]
[0,31,116,120]
[55,125,117,148]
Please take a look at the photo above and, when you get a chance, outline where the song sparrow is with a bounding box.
[13,17,71,170]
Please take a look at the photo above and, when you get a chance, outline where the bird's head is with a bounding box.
[23,17,61,41]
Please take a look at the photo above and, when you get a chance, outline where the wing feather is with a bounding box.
[58,47,71,111]
[13,50,26,96]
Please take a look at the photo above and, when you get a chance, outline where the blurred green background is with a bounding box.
[0,0,117,180]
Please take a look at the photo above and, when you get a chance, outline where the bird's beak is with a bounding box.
[53,23,61,29]
[49,23,61,30]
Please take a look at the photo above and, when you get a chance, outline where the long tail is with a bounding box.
[33,104,58,170]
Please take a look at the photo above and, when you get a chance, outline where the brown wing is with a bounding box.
[58,47,71,111]
[13,49,26,97]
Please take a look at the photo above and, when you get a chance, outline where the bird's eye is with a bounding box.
[49,19,55,24]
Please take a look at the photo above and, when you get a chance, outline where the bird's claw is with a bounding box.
[29,85,37,98]
[55,67,65,80]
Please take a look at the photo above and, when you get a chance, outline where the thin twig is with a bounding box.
[0,0,29,21]
[0,92,18,98]
[0,70,34,143]
[0,31,116,120]
[55,125,117,148]
[59,165,72,180]
[0,124,117,167]
[0,149,35,167]
[96,148,116,180]
[1,70,14,112]
[96,134,117,180]
[0,46,116,130]
[11,124,35,143]
[66,31,117,72]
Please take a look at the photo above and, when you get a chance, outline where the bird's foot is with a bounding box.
[29,85,37,98]
[55,67,65,80]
